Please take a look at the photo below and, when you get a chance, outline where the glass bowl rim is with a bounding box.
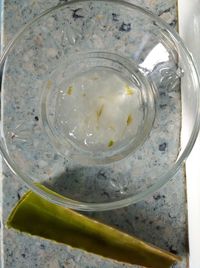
[1,0,200,211]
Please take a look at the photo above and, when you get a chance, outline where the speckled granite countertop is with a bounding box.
[1,0,188,267]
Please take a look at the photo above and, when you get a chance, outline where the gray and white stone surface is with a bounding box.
[1,0,188,267]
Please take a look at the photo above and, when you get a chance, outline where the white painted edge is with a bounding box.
[178,0,200,267]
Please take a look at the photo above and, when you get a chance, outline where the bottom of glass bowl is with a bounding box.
[40,51,156,165]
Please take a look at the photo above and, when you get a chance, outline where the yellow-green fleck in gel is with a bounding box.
[125,84,134,95]
[96,15,104,20]
[108,125,116,131]
[108,140,114,147]
[96,104,104,120]
[127,114,133,126]
[67,86,73,95]
[46,80,52,90]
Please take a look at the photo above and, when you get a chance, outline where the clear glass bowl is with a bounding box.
[1,0,200,211]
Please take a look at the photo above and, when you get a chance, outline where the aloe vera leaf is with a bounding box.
[7,188,181,268]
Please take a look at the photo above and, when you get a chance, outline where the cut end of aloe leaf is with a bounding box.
[7,186,182,268]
